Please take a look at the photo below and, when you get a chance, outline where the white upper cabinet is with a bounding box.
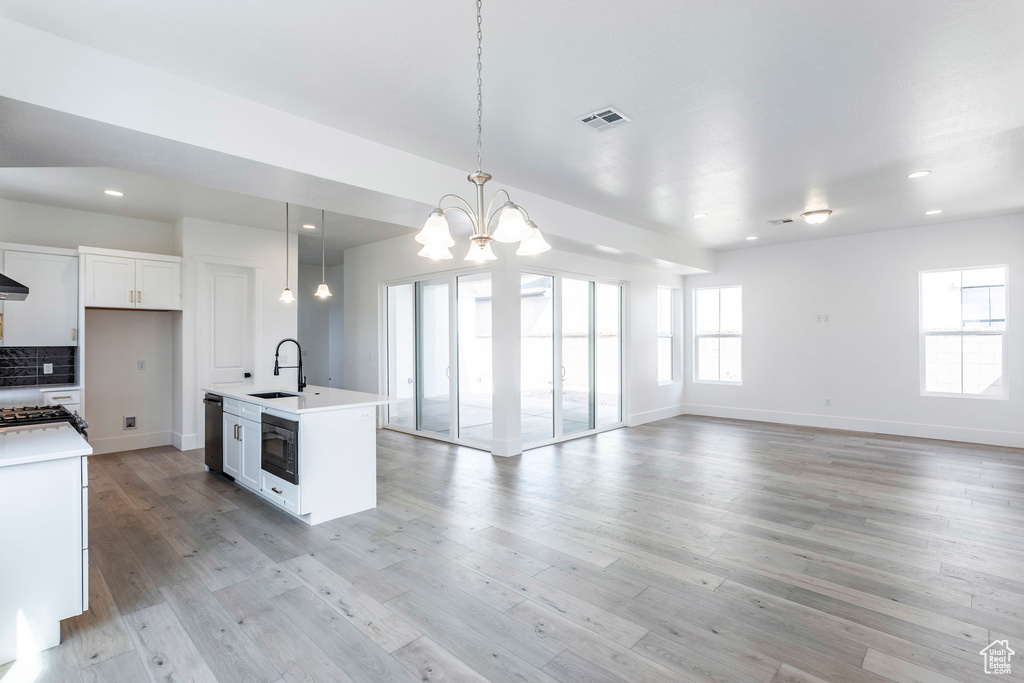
[135,259,181,310]
[84,254,134,308]
[83,250,181,310]
[1,250,78,347]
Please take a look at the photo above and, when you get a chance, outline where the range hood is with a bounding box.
[0,273,29,301]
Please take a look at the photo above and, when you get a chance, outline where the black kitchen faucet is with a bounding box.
[273,338,306,393]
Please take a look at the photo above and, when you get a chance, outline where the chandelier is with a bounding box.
[415,0,550,262]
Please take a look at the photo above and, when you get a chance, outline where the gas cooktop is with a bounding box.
[0,405,89,438]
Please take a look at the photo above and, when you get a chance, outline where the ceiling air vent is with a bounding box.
[768,218,794,225]
[579,107,631,132]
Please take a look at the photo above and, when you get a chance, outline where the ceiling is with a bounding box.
[0,166,411,265]
[0,1,1022,250]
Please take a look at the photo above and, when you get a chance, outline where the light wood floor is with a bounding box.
[4,416,1024,682]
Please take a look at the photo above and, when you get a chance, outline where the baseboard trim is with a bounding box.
[491,437,523,458]
[172,432,199,451]
[680,404,1024,448]
[90,430,174,455]
[628,404,686,428]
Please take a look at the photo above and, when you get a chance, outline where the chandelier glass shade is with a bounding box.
[415,0,550,261]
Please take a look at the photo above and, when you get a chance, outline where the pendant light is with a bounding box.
[414,0,550,261]
[279,202,295,303]
[315,209,332,298]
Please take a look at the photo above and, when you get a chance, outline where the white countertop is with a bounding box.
[202,384,391,415]
[0,423,92,468]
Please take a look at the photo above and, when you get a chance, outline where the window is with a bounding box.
[657,287,676,383]
[695,286,742,383]
[921,266,1006,397]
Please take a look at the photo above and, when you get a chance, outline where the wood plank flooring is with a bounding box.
[4,416,1024,682]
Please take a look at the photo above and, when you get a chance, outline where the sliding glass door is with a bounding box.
[386,272,493,449]
[521,273,623,449]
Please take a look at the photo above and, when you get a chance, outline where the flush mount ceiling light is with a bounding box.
[907,170,931,179]
[692,212,709,219]
[746,236,758,241]
[315,209,332,299]
[801,210,832,225]
[104,189,124,197]
[925,209,942,215]
[415,0,550,263]
[279,202,295,303]
[302,223,316,230]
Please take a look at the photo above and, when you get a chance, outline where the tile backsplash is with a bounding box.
[0,346,77,387]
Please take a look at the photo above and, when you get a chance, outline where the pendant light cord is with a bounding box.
[476,0,483,173]
[321,209,326,281]
[285,202,290,288]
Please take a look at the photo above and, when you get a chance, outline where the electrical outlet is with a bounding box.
[42,363,53,375]
[124,416,137,430]
[138,360,146,371]
[824,398,832,407]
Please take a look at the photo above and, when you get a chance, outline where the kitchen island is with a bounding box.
[0,422,91,665]
[200,384,389,526]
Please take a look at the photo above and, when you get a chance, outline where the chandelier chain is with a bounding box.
[476,0,483,172]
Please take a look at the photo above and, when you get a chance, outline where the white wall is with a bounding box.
[343,235,687,455]
[173,217,298,450]
[0,197,174,253]
[84,308,173,454]
[327,263,344,388]
[684,213,1024,447]
[298,264,330,386]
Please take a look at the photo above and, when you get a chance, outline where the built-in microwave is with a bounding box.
[261,412,299,484]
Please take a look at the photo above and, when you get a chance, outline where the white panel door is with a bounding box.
[135,259,181,310]
[84,254,135,308]
[1,251,78,346]
[207,265,254,387]
[239,417,262,490]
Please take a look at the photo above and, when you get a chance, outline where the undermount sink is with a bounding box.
[247,391,300,399]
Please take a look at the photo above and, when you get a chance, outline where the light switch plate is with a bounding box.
[42,363,53,375]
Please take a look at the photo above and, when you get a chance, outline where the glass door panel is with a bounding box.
[595,282,621,428]
[386,283,415,428]
[521,274,554,445]
[561,278,594,435]
[457,273,493,445]
[416,279,450,435]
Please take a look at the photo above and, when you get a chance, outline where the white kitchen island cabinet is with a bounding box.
[0,423,91,666]
[202,385,390,526]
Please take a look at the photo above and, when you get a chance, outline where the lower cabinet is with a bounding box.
[239,417,261,490]
[222,412,241,478]
[260,469,300,514]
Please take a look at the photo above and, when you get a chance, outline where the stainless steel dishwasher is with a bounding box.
[203,393,224,474]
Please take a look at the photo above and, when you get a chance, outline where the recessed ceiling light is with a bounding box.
[302,224,316,229]
[907,170,930,178]
[104,190,124,197]
[801,210,832,225]
[746,236,758,241]
[925,209,942,215]
[692,213,709,219]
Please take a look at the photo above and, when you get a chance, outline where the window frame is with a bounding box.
[657,286,678,385]
[693,285,743,385]
[919,265,1008,400]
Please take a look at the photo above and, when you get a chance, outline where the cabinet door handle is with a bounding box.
[130,290,134,303]
[0,312,3,340]
[72,327,77,342]
[51,396,72,401]
[271,487,282,495]
[138,290,142,304]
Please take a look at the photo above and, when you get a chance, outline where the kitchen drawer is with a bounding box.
[42,390,80,406]
[223,397,241,416]
[260,470,299,514]
[240,401,263,422]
